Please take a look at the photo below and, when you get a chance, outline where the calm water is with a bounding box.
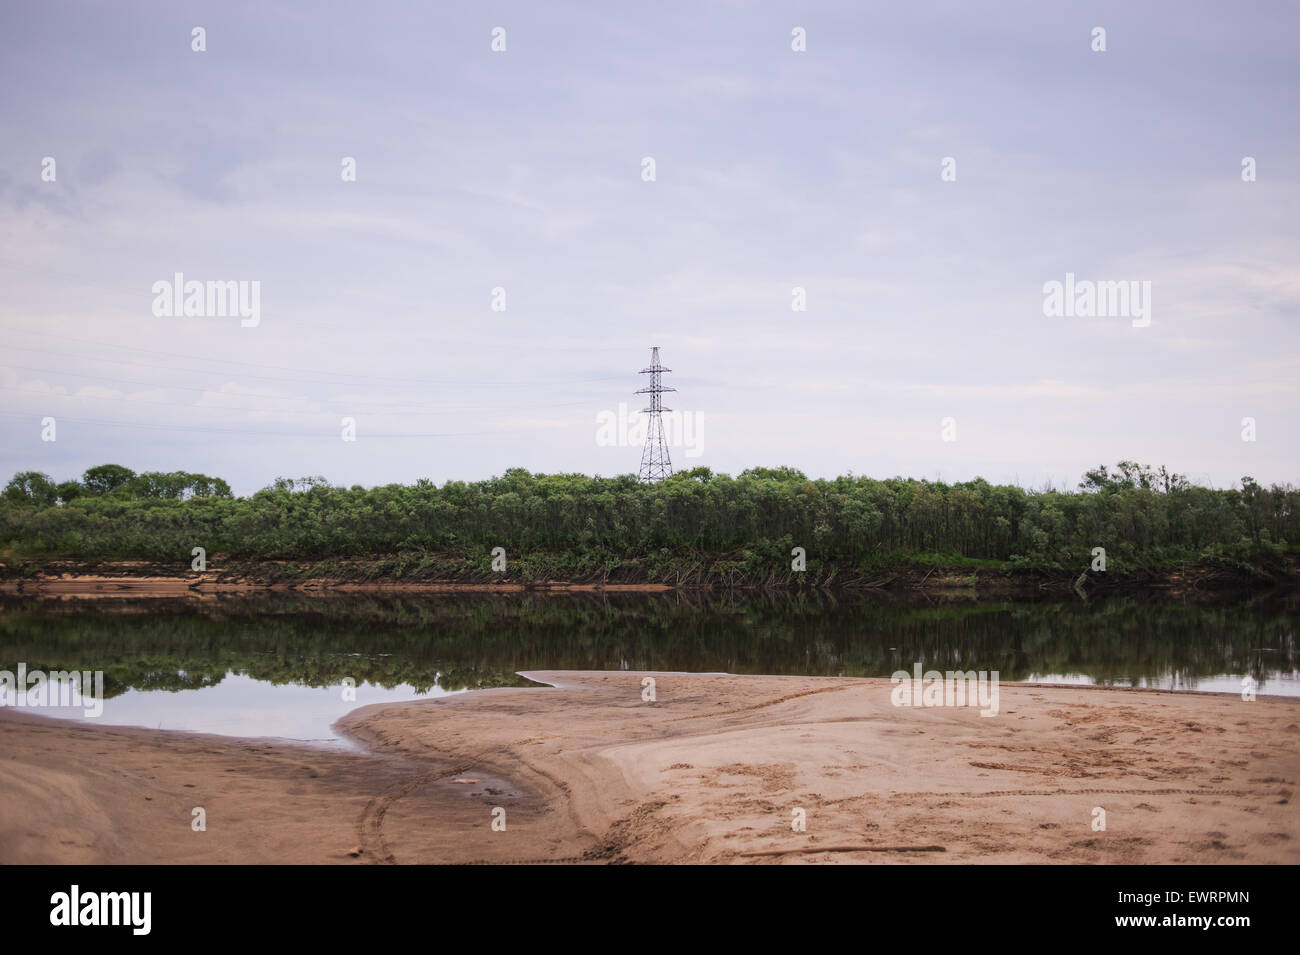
[2,592,1296,745]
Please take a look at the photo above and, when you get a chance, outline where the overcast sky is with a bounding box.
[1,0,1296,495]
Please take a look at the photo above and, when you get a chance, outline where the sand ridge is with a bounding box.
[2,673,1296,864]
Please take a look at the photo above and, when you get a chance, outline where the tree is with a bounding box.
[1079,465,1112,492]
[55,481,84,505]
[82,464,136,495]
[128,471,233,500]
[267,476,329,493]
[3,471,57,506]
[739,466,807,482]
[671,466,714,482]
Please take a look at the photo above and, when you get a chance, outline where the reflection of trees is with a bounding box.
[1,592,1296,695]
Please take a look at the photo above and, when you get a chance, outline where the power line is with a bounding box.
[1,330,628,389]
[0,365,602,414]
[0,410,539,439]
[0,384,595,418]
[0,261,655,356]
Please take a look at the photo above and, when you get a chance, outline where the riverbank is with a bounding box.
[2,672,1296,864]
[2,554,1292,599]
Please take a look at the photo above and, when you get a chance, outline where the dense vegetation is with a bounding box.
[1,462,1296,585]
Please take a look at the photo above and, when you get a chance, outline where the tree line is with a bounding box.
[1,461,1295,576]
[4,464,231,505]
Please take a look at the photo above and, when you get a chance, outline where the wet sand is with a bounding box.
[1,672,1296,864]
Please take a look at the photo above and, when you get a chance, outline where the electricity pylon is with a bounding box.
[636,346,675,482]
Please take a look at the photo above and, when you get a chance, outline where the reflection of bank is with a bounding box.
[5,593,1299,703]
[0,663,103,717]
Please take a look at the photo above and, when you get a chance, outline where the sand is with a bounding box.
[1,672,1296,864]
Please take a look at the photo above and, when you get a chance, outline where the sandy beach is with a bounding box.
[2,672,1296,864]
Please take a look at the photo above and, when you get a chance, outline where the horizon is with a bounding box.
[8,457,1280,498]
[3,1,1297,497]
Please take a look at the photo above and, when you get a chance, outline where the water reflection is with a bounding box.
[1,591,1296,740]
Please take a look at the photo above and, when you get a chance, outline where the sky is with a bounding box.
[1,0,1297,495]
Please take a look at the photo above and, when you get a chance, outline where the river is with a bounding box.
[2,592,1295,745]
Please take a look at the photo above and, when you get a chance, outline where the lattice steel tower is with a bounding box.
[636,346,675,482]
